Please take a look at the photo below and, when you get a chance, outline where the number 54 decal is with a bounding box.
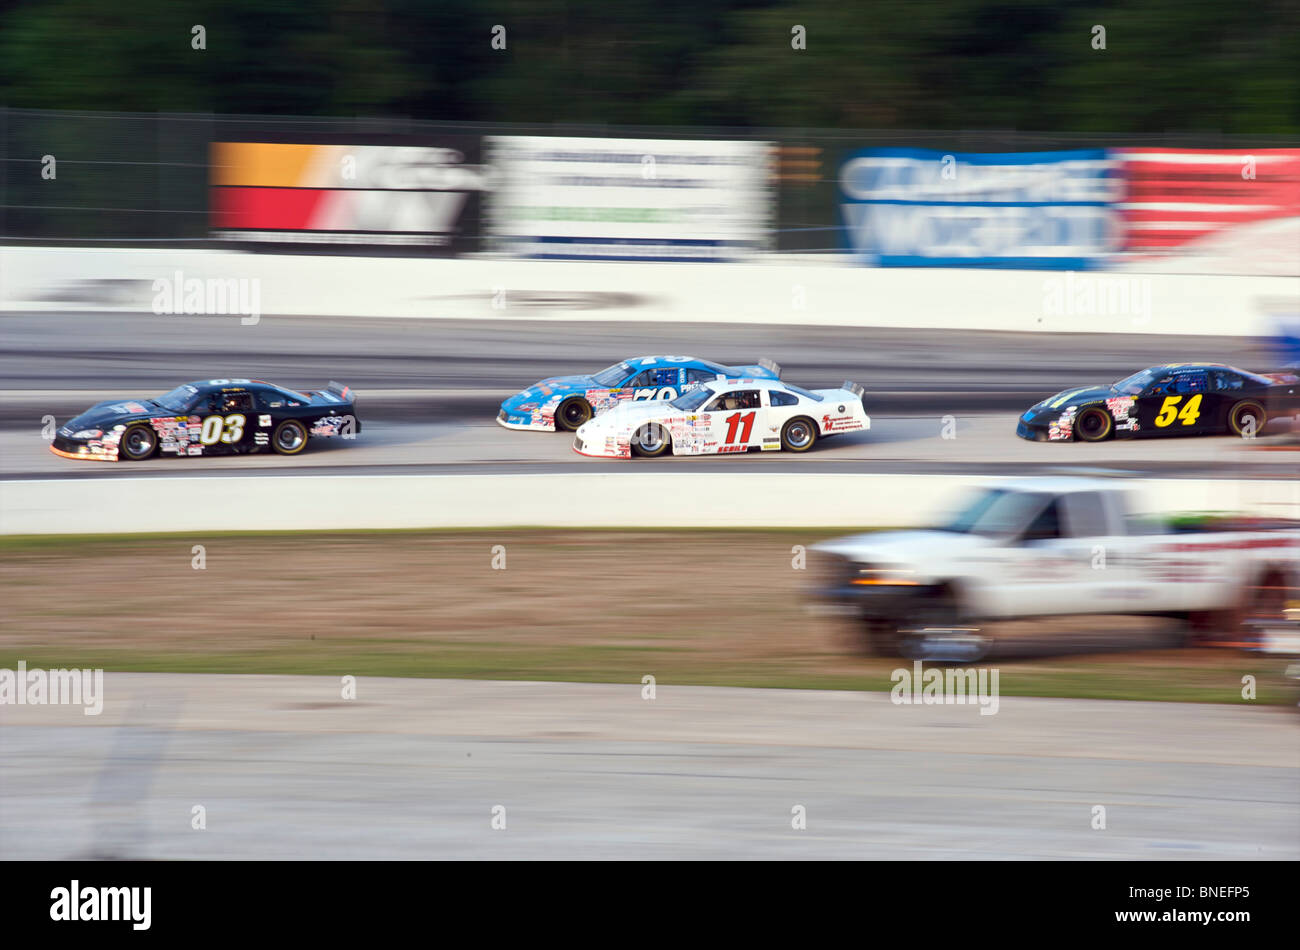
[199,413,246,444]
[1154,394,1202,427]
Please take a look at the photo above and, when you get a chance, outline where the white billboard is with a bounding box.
[486,136,772,260]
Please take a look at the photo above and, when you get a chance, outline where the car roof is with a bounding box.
[187,378,292,393]
[1149,363,1233,373]
[698,377,792,393]
[625,355,706,367]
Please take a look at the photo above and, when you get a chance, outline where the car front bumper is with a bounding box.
[49,435,120,461]
[497,408,555,431]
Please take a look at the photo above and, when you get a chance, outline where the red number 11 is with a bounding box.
[724,411,755,444]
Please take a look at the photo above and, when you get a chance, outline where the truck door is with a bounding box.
[993,496,1097,617]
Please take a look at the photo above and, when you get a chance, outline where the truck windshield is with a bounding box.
[938,489,1048,537]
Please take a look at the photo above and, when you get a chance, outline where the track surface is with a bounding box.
[1,674,1295,860]
[2,312,1293,478]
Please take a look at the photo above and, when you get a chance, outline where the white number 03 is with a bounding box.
[200,413,246,445]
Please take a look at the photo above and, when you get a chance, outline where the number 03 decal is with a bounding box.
[200,413,246,445]
[1154,394,1202,428]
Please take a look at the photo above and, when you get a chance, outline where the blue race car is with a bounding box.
[497,355,781,431]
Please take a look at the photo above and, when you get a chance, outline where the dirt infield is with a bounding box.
[1,531,1291,702]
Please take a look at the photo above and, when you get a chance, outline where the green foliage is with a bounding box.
[1,0,1296,132]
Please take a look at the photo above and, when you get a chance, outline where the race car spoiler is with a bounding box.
[759,358,782,377]
[327,380,352,401]
[842,380,866,398]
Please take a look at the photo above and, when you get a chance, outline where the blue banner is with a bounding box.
[838,148,1121,268]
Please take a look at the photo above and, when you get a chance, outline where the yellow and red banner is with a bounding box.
[209,141,488,249]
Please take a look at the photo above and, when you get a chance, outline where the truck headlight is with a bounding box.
[850,566,920,586]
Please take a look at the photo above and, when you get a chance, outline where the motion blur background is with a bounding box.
[1,0,1298,267]
[2,0,1298,862]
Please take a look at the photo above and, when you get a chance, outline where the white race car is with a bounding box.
[572,377,869,458]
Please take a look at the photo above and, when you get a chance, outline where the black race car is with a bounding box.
[1017,363,1300,442]
[51,378,359,461]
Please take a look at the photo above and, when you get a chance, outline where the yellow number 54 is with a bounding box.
[1154,394,1202,427]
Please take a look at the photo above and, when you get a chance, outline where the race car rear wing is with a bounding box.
[327,380,352,401]
[758,358,782,377]
[841,381,866,399]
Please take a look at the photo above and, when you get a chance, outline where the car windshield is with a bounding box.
[153,384,198,412]
[592,362,632,387]
[670,387,714,411]
[1111,368,1158,395]
[783,384,824,402]
[936,489,1047,537]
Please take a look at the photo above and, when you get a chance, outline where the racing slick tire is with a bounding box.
[118,423,158,461]
[631,422,671,458]
[1075,406,1113,442]
[1228,399,1266,437]
[556,398,593,432]
[781,417,818,452]
[271,419,310,456]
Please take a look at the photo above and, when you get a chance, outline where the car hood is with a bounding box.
[579,400,671,430]
[63,399,162,432]
[503,375,596,408]
[812,529,993,565]
[1023,385,1114,418]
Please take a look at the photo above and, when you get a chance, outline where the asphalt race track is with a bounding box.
[1,675,1295,860]
[2,312,1294,479]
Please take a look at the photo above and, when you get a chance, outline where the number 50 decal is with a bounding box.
[1154,394,1202,427]
[200,413,246,445]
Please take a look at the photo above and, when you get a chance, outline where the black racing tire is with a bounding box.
[272,419,309,456]
[630,422,671,458]
[1228,399,1266,437]
[555,398,593,432]
[897,586,992,662]
[118,423,158,461]
[1075,405,1113,442]
[781,416,818,452]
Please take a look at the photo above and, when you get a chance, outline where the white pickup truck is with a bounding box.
[811,478,1299,660]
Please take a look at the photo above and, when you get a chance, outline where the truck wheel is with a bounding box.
[862,619,900,657]
[1075,406,1112,442]
[556,398,593,432]
[898,589,991,662]
[1228,399,1266,437]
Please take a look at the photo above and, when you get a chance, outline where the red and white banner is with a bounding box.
[1115,148,1300,274]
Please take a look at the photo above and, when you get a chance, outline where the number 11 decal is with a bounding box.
[724,411,755,444]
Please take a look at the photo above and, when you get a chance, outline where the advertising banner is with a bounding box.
[486,136,772,261]
[1114,148,1300,276]
[838,148,1121,268]
[210,141,488,250]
